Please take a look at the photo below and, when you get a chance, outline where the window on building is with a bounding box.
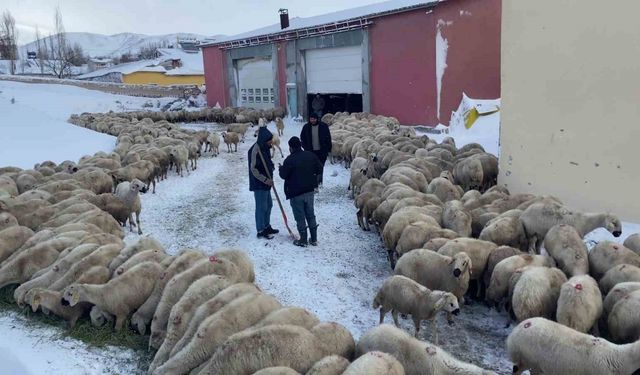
[256,95,261,103]
[270,88,275,103]
[241,89,247,103]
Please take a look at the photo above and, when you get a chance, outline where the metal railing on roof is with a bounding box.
[218,17,373,50]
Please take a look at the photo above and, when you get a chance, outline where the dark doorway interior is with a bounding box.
[307,93,363,119]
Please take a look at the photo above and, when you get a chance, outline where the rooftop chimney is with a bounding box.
[279,8,289,30]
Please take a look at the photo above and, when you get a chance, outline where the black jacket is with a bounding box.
[248,127,274,191]
[278,149,322,199]
[300,121,332,157]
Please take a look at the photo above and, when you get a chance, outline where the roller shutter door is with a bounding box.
[237,57,274,109]
[305,46,363,94]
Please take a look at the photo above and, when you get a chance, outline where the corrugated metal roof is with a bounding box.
[200,0,440,48]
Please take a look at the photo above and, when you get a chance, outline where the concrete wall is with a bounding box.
[122,72,205,86]
[500,0,640,221]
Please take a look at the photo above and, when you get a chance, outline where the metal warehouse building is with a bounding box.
[200,0,500,125]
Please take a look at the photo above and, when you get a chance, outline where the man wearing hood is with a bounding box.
[248,126,278,239]
[300,113,331,188]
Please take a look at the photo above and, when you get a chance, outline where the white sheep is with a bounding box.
[253,367,300,375]
[0,212,18,231]
[131,249,205,335]
[608,289,640,341]
[598,263,640,295]
[169,282,261,358]
[543,224,589,276]
[306,355,350,375]
[62,261,163,331]
[602,282,640,322]
[506,317,640,375]
[438,238,498,300]
[374,275,459,343]
[253,306,321,330]
[589,241,640,280]
[485,253,558,310]
[275,117,285,136]
[342,351,405,375]
[149,255,240,348]
[253,128,284,158]
[510,266,567,323]
[356,324,495,375]
[152,293,282,375]
[206,133,220,156]
[442,200,472,237]
[114,249,167,276]
[556,275,602,333]
[394,249,472,304]
[519,201,622,253]
[0,226,35,263]
[169,145,189,177]
[148,274,232,372]
[26,288,86,329]
[198,323,354,375]
[114,179,146,234]
[221,131,240,153]
[623,233,640,256]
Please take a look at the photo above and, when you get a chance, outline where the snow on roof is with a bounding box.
[90,58,113,63]
[201,0,438,47]
[137,66,166,73]
[77,48,203,79]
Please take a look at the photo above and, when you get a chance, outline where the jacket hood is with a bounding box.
[257,127,273,146]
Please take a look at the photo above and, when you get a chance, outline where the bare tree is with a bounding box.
[0,10,19,74]
[42,7,73,78]
[34,25,45,74]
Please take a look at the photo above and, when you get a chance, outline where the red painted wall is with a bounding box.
[369,9,438,125]
[369,0,501,125]
[276,42,287,112]
[202,46,229,108]
[437,0,502,124]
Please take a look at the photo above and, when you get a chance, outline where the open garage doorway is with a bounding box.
[306,93,363,119]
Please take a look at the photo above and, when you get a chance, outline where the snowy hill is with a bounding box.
[20,32,224,58]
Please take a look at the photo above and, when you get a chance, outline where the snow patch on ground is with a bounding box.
[0,312,142,375]
[0,81,171,169]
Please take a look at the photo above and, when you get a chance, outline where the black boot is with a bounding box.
[309,225,318,246]
[264,225,279,235]
[294,229,308,247]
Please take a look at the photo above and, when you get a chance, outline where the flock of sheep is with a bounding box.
[325,111,640,374]
[1,104,640,374]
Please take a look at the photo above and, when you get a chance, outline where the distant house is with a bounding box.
[88,58,114,72]
[77,48,204,86]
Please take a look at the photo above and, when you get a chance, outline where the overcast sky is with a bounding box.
[4,0,387,44]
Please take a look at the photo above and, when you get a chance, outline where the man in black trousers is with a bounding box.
[279,136,322,247]
[300,113,331,188]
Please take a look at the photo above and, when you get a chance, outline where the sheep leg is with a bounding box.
[234,143,238,152]
[391,310,400,327]
[136,211,142,235]
[431,318,438,344]
[114,315,125,331]
[528,235,538,254]
[277,145,284,158]
[412,316,422,338]
[378,308,387,324]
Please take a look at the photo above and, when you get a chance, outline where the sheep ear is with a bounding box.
[448,257,455,265]
[434,295,448,310]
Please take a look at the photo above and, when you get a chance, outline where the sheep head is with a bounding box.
[130,179,147,194]
[604,214,622,237]
[451,253,472,278]
[62,285,81,307]
[436,292,460,314]
[29,292,41,312]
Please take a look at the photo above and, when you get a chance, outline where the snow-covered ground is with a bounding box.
[0,80,172,169]
[0,82,636,375]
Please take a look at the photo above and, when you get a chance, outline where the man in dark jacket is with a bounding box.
[248,126,279,239]
[279,136,322,247]
[300,113,331,187]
